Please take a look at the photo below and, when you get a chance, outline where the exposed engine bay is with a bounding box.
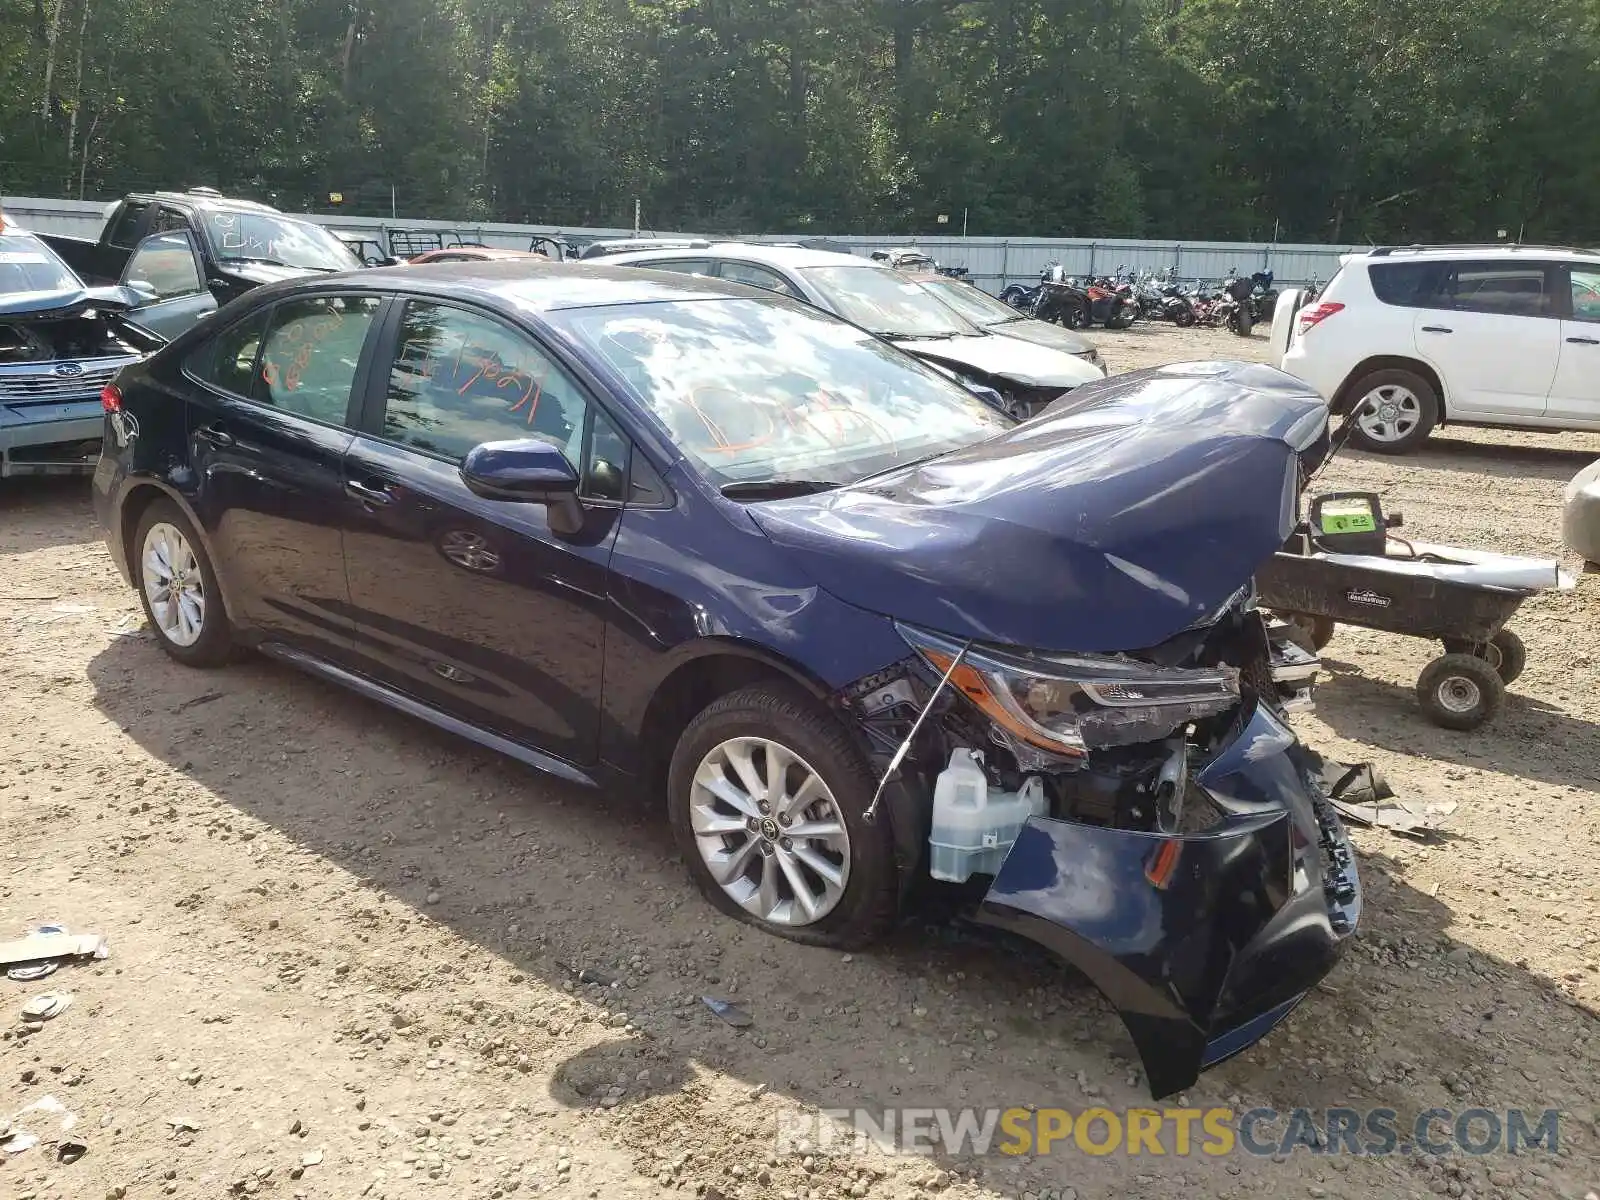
[0,310,151,365]
[843,599,1311,842]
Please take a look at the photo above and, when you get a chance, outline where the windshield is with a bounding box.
[200,210,361,271]
[801,265,980,338]
[0,232,82,295]
[917,277,1027,327]
[552,297,1010,488]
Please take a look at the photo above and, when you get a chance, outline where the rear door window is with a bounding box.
[186,309,272,397]
[635,258,712,277]
[716,261,800,297]
[1440,262,1557,317]
[254,295,382,425]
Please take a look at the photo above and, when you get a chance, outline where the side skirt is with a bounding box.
[257,641,598,789]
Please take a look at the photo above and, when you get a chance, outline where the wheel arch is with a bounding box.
[118,479,242,622]
[636,641,837,794]
[1332,356,1449,422]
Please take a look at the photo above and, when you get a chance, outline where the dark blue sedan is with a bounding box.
[93,261,1361,1097]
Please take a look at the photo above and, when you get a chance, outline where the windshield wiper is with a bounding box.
[876,330,964,342]
[720,479,842,500]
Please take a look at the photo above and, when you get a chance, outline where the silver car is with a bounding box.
[598,243,1105,419]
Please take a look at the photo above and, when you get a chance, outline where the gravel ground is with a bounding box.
[1,324,1597,1200]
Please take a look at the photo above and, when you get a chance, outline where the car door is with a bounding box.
[1546,264,1600,426]
[338,297,625,765]
[119,231,219,340]
[1412,260,1561,420]
[182,292,386,663]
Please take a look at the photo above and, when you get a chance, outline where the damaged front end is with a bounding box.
[0,288,156,477]
[842,600,1362,1100]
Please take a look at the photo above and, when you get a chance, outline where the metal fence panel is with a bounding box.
[1,193,1361,289]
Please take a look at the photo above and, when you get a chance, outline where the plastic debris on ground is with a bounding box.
[1,1095,78,1161]
[1312,758,1456,838]
[701,996,753,1028]
[20,993,72,1022]
[1,925,108,981]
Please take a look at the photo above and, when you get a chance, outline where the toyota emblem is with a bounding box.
[53,362,85,378]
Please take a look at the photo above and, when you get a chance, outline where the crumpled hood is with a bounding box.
[891,331,1103,389]
[0,285,135,320]
[748,361,1329,653]
[983,318,1098,360]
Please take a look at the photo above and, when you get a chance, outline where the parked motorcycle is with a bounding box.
[1247,270,1279,323]
[1220,268,1256,337]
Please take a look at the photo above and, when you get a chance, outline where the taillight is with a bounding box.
[101,384,122,413]
[1297,301,1345,333]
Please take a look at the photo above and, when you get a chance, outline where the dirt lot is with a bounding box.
[2,324,1597,1200]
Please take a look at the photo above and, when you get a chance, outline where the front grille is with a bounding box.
[0,358,131,403]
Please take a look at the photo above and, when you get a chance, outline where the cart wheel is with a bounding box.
[1416,654,1505,730]
[1442,630,1526,686]
[1281,612,1337,652]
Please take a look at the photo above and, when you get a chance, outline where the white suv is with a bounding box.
[1274,246,1600,453]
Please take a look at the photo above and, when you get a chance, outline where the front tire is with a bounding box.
[1343,368,1439,455]
[134,499,236,668]
[1172,305,1196,328]
[667,683,899,949]
[1416,653,1504,730]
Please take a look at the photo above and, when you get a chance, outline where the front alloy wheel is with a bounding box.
[667,683,898,948]
[689,737,851,927]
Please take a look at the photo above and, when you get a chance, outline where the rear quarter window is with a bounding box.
[1368,262,1442,307]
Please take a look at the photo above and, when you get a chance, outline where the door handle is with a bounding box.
[1420,325,1453,334]
[345,479,394,506]
[194,423,234,447]
[1567,335,1600,345]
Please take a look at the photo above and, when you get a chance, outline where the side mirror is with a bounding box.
[460,439,584,533]
[125,279,159,303]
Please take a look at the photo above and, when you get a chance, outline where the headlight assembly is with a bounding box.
[899,624,1240,754]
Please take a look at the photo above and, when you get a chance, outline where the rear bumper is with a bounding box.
[0,400,105,477]
[976,703,1360,1098]
[1279,344,1346,404]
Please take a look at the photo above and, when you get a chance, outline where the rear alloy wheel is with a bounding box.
[1344,368,1439,454]
[668,684,897,948]
[135,500,235,667]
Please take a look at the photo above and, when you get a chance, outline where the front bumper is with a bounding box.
[0,398,105,477]
[975,702,1360,1098]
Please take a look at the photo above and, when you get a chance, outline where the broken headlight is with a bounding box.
[900,624,1241,754]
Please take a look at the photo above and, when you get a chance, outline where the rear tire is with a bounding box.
[667,683,899,950]
[1416,654,1504,730]
[1442,629,1526,685]
[1342,368,1439,455]
[1173,305,1196,328]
